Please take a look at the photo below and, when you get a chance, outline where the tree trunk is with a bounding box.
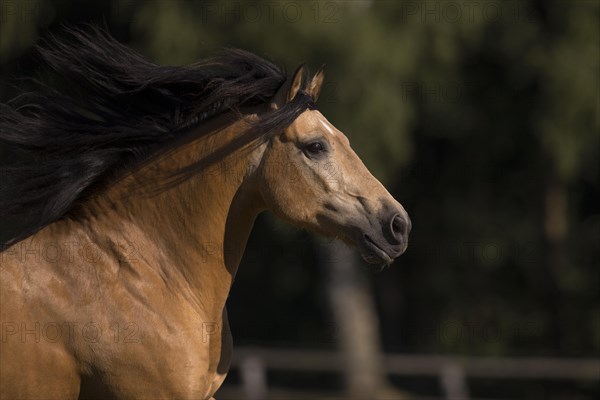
[543,178,569,351]
[319,240,408,399]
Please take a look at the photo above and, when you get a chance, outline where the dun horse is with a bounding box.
[0,28,410,399]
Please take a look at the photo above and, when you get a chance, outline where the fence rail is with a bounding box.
[232,347,600,380]
[219,347,600,400]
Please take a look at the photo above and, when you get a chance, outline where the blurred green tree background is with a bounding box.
[1,1,598,398]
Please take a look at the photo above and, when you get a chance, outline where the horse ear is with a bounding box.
[286,63,306,103]
[307,64,326,102]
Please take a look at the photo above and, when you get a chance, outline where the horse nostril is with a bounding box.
[390,214,407,242]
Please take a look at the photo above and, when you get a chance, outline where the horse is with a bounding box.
[0,27,410,399]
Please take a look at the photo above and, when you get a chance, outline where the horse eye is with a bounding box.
[305,141,325,155]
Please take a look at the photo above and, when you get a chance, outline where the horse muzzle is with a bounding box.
[358,209,411,265]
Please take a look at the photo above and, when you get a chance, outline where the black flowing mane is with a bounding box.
[0,26,315,250]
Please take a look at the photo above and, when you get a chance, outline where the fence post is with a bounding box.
[440,362,469,400]
[240,354,267,400]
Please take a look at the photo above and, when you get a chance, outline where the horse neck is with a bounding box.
[83,116,266,317]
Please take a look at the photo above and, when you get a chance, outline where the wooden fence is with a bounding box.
[215,347,600,400]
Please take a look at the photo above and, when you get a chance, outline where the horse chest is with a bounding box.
[77,288,231,399]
